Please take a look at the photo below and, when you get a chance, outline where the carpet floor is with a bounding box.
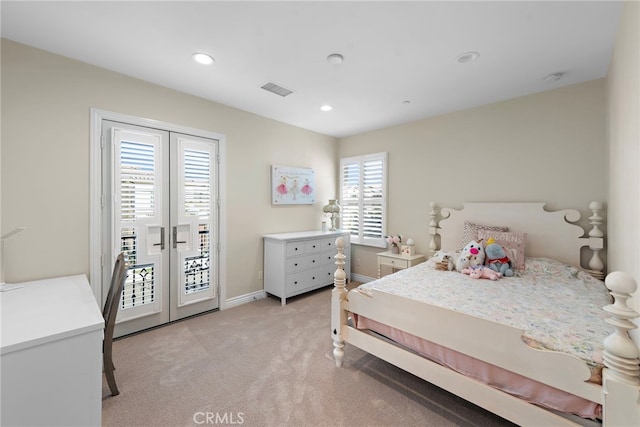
[102,285,517,427]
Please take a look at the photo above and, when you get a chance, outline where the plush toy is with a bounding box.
[433,250,455,271]
[462,265,502,281]
[456,239,485,271]
[484,237,514,277]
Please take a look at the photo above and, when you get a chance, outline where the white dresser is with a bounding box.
[0,275,104,426]
[263,230,350,305]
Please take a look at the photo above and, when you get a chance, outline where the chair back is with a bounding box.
[104,252,128,332]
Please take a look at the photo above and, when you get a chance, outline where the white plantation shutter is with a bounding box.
[340,152,387,247]
[183,149,211,218]
[119,141,156,219]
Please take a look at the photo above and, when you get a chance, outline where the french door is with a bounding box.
[102,120,219,337]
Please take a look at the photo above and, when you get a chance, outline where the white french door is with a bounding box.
[102,120,219,337]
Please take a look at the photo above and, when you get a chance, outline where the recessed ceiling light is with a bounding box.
[320,105,333,112]
[327,53,344,65]
[192,53,214,65]
[543,72,564,83]
[456,51,479,64]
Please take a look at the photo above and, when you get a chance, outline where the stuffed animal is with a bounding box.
[484,237,514,277]
[433,250,455,271]
[462,265,502,281]
[456,239,485,271]
[455,254,471,272]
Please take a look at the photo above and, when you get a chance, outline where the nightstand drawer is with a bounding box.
[379,257,409,269]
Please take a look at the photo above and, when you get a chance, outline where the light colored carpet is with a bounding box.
[102,285,516,427]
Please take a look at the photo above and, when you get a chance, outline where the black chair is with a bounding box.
[103,252,128,396]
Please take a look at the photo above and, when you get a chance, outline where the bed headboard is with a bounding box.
[429,202,605,279]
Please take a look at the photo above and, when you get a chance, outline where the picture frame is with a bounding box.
[271,165,316,205]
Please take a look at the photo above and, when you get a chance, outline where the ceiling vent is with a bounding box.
[260,81,294,97]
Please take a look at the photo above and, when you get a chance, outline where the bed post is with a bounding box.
[602,271,640,426]
[428,202,439,257]
[331,237,348,367]
[586,201,605,280]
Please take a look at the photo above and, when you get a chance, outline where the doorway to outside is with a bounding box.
[90,110,226,337]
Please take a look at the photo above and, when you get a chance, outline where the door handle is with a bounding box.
[173,226,187,249]
[153,227,165,250]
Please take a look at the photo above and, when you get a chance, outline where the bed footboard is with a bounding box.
[601,271,640,427]
[331,237,348,367]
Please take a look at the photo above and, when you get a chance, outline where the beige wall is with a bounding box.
[607,1,640,341]
[339,80,607,278]
[0,39,338,299]
[3,6,637,317]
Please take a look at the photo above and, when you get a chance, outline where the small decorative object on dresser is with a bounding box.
[322,200,341,231]
[400,237,416,255]
[263,230,350,305]
[386,234,402,254]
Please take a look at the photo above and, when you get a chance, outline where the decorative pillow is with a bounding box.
[476,229,527,271]
[460,221,508,249]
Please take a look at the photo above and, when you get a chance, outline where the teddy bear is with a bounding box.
[462,265,502,280]
[455,239,485,271]
[484,237,514,277]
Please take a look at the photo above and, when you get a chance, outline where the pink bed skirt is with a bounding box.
[354,315,602,420]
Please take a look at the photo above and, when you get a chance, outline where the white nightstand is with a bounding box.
[377,251,426,278]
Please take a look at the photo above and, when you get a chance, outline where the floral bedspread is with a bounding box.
[358,257,612,372]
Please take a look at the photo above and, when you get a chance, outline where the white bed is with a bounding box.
[331,202,640,426]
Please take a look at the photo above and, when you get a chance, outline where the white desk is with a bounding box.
[0,274,104,426]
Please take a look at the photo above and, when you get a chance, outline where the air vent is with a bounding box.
[260,81,294,97]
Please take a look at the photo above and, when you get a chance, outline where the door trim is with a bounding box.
[89,108,227,310]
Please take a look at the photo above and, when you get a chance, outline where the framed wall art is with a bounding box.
[271,165,315,205]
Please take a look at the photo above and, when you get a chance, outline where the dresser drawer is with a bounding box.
[321,252,335,265]
[286,270,320,293]
[379,256,409,269]
[302,254,322,269]
[286,242,305,257]
[321,237,339,252]
[304,239,322,253]
[286,257,305,273]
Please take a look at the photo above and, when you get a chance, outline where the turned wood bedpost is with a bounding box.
[586,201,605,280]
[331,237,348,367]
[602,271,640,426]
[428,202,439,257]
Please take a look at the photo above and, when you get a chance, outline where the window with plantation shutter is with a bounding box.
[340,152,387,247]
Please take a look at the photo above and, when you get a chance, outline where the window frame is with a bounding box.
[339,152,387,248]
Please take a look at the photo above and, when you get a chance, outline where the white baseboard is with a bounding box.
[223,275,373,309]
[351,273,375,283]
[223,290,266,309]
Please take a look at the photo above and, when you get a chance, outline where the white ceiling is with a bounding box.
[1,1,623,138]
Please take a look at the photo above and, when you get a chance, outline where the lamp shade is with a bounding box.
[323,199,340,214]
